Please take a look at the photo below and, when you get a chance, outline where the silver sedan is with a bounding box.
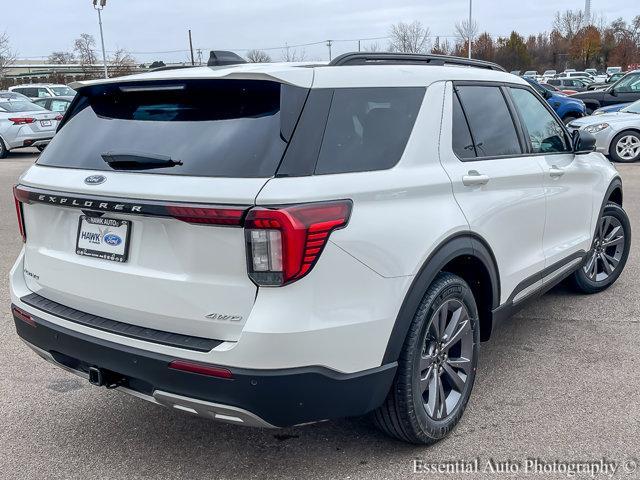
[0,100,61,158]
[568,100,640,162]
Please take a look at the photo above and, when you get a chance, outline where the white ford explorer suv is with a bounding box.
[10,52,630,444]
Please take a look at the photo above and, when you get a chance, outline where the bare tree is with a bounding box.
[431,37,453,55]
[281,47,306,62]
[363,42,383,53]
[0,32,16,78]
[74,33,98,77]
[109,48,136,77]
[553,10,586,40]
[388,21,431,54]
[455,19,479,48]
[48,51,75,64]
[246,49,272,63]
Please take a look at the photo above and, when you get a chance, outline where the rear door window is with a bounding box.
[314,87,424,174]
[454,85,523,158]
[37,80,308,178]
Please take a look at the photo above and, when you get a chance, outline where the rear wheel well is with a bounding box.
[441,255,493,342]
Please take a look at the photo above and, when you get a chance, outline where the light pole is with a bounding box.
[93,0,108,78]
[468,0,472,59]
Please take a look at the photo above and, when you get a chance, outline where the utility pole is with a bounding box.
[188,30,195,66]
[92,0,108,78]
[468,0,472,59]
[326,40,333,61]
[358,40,361,52]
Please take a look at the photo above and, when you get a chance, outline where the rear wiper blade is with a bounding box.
[101,152,183,170]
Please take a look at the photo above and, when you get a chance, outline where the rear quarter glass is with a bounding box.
[37,80,308,178]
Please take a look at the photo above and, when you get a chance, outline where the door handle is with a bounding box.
[462,170,490,187]
[549,165,565,178]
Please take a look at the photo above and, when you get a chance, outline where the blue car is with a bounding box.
[524,78,586,123]
[592,103,632,115]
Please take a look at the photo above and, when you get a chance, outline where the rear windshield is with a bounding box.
[0,101,46,112]
[37,79,308,178]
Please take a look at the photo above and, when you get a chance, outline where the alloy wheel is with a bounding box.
[419,299,474,420]
[615,135,640,161]
[583,215,625,282]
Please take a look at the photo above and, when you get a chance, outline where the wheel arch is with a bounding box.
[381,232,500,365]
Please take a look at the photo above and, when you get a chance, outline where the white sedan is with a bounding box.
[0,100,61,157]
[567,100,640,162]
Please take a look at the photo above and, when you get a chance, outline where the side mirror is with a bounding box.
[610,87,618,96]
[572,129,596,155]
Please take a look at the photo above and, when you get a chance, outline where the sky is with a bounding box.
[3,0,638,64]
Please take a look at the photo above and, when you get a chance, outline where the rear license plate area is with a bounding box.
[40,120,52,127]
[76,215,131,263]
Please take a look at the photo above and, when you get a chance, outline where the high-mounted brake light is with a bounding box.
[9,117,36,125]
[13,186,26,242]
[244,200,352,286]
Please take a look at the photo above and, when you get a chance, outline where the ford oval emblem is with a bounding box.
[85,175,106,185]
[103,234,122,246]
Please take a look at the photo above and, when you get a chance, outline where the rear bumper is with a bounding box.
[5,131,54,149]
[12,307,397,428]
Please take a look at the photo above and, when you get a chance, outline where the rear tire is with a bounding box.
[563,115,578,125]
[373,272,479,444]
[572,203,631,294]
[0,138,7,159]
[609,131,640,163]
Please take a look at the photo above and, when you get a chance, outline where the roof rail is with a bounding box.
[329,52,506,72]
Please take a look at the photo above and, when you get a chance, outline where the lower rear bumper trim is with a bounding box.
[13,304,397,427]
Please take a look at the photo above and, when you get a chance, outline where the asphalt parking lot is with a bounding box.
[0,149,638,480]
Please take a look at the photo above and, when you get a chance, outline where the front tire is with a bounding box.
[572,203,631,294]
[373,272,479,444]
[609,131,640,163]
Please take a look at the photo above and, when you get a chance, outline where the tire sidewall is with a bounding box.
[408,275,480,441]
[0,138,7,159]
[575,203,631,292]
[610,131,640,163]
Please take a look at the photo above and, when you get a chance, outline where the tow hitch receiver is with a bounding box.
[88,367,104,386]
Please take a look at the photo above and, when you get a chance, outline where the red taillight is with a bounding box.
[54,114,63,121]
[13,186,26,242]
[168,360,233,379]
[166,205,246,225]
[8,117,36,125]
[244,200,352,286]
[12,306,35,327]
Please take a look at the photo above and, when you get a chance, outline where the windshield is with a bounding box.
[50,86,76,96]
[621,100,640,114]
[0,101,46,112]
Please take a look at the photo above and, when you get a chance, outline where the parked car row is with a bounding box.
[521,69,640,163]
[8,83,76,99]
[0,83,77,157]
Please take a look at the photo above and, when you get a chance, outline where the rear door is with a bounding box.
[439,82,547,304]
[18,78,309,342]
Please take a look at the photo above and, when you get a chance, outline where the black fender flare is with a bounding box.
[381,232,500,365]
[594,177,623,238]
